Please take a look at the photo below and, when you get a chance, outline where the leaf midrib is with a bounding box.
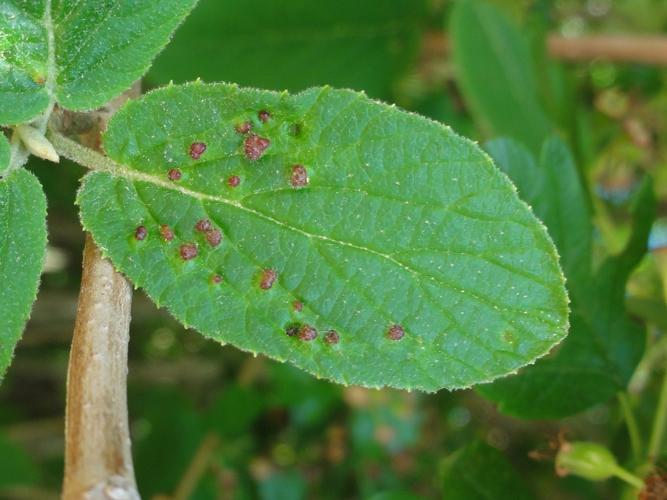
[129,174,458,390]
[55,131,563,340]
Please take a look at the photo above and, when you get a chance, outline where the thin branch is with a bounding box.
[547,35,667,65]
[172,433,220,500]
[424,33,667,66]
[62,83,141,500]
[63,235,138,499]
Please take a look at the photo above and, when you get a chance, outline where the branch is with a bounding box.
[62,83,141,500]
[424,33,667,65]
[547,35,667,65]
[63,235,137,499]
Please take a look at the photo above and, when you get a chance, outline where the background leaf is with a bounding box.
[0,0,197,124]
[0,432,39,489]
[147,0,427,100]
[478,138,654,418]
[0,167,47,380]
[73,82,568,391]
[441,440,535,500]
[450,0,552,153]
[0,133,9,173]
[485,137,592,298]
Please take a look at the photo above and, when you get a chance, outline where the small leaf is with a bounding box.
[0,0,197,124]
[478,139,654,418]
[441,441,535,500]
[148,0,427,100]
[450,0,552,152]
[76,83,568,391]
[0,168,47,381]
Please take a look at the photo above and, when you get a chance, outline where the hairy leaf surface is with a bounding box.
[486,137,591,297]
[149,0,426,100]
[75,83,568,391]
[0,0,197,124]
[450,0,552,152]
[479,138,652,418]
[0,167,47,380]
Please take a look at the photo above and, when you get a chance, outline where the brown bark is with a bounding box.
[63,236,138,499]
[425,32,667,66]
[62,83,141,500]
[547,35,667,65]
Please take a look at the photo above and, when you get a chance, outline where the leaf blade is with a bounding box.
[147,0,427,99]
[53,0,198,110]
[450,0,552,152]
[0,167,47,381]
[76,83,568,391]
[0,0,197,124]
[0,1,50,124]
[478,139,652,418]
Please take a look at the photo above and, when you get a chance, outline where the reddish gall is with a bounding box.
[290,165,308,188]
[387,324,405,341]
[244,134,270,161]
[134,226,147,240]
[159,224,174,241]
[259,268,277,290]
[189,142,207,160]
[324,330,340,345]
[179,243,198,260]
[168,168,182,181]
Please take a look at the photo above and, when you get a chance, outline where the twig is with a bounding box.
[172,433,220,500]
[424,33,667,66]
[63,235,138,499]
[62,83,141,500]
[547,35,667,65]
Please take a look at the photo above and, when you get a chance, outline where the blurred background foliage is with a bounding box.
[2,0,667,498]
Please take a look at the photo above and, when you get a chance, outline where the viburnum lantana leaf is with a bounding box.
[148,0,427,100]
[0,138,47,379]
[477,137,652,418]
[0,0,197,125]
[450,0,552,153]
[69,83,568,391]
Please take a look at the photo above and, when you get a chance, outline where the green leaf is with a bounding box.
[441,441,535,500]
[0,2,50,124]
[0,0,197,125]
[74,82,568,391]
[450,0,552,152]
[478,146,654,419]
[485,137,592,298]
[0,168,47,380]
[0,133,9,174]
[148,0,426,100]
[131,389,204,498]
